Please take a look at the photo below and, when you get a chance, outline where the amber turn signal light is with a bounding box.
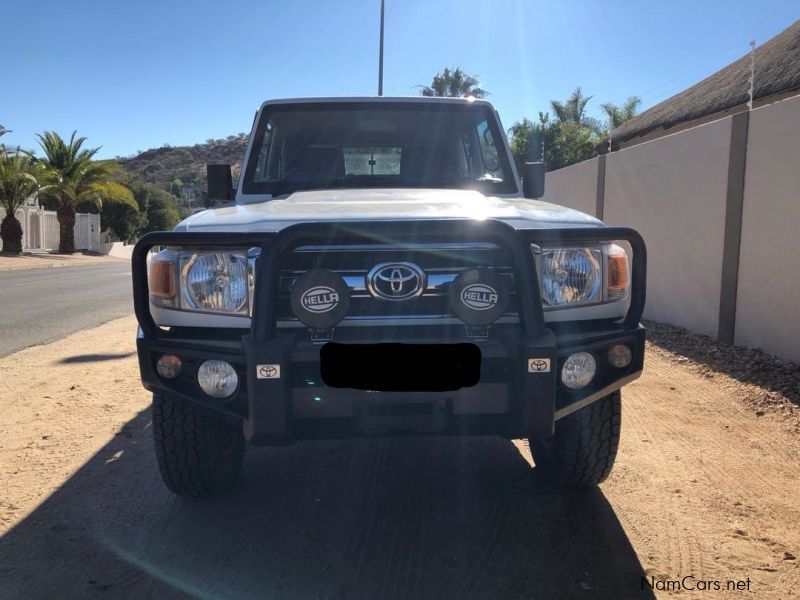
[149,261,175,298]
[607,245,630,294]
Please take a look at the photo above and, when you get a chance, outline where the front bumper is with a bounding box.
[133,220,646,444]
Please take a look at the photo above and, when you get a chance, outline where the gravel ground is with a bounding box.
[0,317,798,598]
[645,319,800,434]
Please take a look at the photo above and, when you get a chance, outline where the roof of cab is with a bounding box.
[258,96,494,111]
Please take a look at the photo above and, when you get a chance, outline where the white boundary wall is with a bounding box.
[0,207,101,252]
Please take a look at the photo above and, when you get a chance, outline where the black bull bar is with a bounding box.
[132,219,646,442]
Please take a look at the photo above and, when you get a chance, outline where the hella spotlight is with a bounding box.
[289,269,351,329]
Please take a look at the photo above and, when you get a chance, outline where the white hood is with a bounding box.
[176,188,602,232]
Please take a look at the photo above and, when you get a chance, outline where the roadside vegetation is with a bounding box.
[116,134,248,208]
[0,142,40,254]
[419,67,642,172]
[36,132,136,253]
[419,67,488,99]
[0,126,190,254]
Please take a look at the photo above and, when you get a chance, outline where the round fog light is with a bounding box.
[608,344,633,368]
[197,360,239,398]
[156,354,182,379]
[562,352,597,390]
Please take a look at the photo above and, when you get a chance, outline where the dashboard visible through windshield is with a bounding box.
[241,102,517,196]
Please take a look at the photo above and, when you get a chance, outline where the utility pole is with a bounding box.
[748,40,756,110]
[378,0,385,96]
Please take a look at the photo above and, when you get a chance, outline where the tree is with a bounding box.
[0,126,9,158]
[549,122,597,169]
[419,67,487,98]
[36,131,136,253]
[142,185,183,232]
[100,198,145,243]
[507,117,543,174]
[126,180,182,233]
[0,148,39,254]
[101,176,186,241]
[509,110,599,173]
[551,87,602,134]
[170,178,183,198]
[509,88,642,173]
[600,96,642,130]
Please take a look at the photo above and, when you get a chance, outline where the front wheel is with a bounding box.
[529,391,621,488]
[152,393,246,497]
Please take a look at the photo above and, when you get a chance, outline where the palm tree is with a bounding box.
[600,96,642,130]
[0,148,39,254]
[551,87,602,134]
[0,126,9,153]
[37,131,136,253]
[419,67,487,98]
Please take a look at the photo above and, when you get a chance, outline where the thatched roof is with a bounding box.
[612,20,800,144]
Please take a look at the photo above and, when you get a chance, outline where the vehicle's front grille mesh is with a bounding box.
[275,243,517,325]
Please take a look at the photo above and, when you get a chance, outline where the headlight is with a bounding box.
[539,247,602,306]
[535,242,630,309]
[183,252,249,313]
[148,248,256,316]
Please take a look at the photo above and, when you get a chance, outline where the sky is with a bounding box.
[3,0,798,159]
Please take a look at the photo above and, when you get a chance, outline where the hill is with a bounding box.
[117,134,248,205]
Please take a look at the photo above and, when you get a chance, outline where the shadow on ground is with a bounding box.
[59,352,137,364]
[0,409,654,600]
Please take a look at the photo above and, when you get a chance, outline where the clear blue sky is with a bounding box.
[3,0,797,159]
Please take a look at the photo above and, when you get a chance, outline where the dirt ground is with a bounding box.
[0,252,126,271]
[0,316,798,599]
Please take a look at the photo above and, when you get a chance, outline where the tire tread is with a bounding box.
[152,394,244,497]
[531,391,621,488]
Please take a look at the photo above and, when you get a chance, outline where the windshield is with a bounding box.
[241,102,518,196]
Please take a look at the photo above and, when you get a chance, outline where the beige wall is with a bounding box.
[735,96,800,362]
[529,99,800,362]
[541,157,599,217]
[603,117,733,337]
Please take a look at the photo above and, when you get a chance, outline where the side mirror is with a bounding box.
[522,162,545,199]
[207,164,234,202]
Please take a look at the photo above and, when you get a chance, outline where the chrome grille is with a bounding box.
[276,242,517,326]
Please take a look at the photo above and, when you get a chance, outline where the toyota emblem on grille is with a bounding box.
[367,262,426,301]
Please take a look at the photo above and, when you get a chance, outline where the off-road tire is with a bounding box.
[152,393,245,497]
[529,391,621,488]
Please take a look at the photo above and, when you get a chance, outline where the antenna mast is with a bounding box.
[378,0,385,96]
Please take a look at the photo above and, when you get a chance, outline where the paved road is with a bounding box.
[0,263,132,357]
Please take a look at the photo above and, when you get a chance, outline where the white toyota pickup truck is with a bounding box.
[132,97,646,497]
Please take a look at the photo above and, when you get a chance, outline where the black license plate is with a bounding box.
[320,343,481,392]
